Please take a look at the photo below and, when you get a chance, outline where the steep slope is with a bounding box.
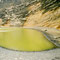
[0,0,60,29]
[23,0,60,29]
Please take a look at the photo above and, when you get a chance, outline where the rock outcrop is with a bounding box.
[23,0,60,29]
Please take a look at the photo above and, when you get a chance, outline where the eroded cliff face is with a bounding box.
[23,2,60,29]
[0,0,60,29]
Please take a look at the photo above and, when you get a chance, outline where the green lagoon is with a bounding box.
[0,28,56,51]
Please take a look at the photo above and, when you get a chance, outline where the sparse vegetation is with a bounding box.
[40,0,60,13]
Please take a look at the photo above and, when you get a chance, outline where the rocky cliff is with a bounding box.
[0,0,60,29]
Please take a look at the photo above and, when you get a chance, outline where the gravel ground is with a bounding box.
[0,47,60,60]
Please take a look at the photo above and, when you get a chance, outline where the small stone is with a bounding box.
[44,29,47,32]
[55,57,60,59]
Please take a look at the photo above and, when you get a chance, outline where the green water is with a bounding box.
[0,28,56,51]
